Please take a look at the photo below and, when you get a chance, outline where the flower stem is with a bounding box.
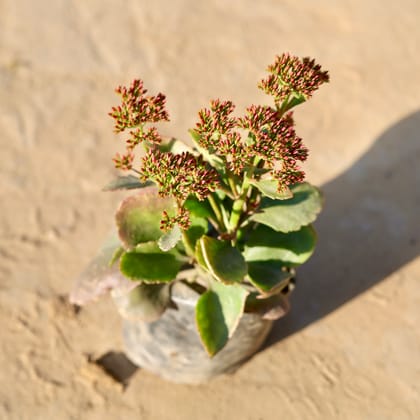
[229,196,246,234]
[207,193,226,231]
[217,180,235,199]
[131,168,142,176]
[227,173,239,198]
[182,231,195,257]
[228,156,262,236]
[229,171,252,233]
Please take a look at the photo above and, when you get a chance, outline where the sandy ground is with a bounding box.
[1,1,419,419]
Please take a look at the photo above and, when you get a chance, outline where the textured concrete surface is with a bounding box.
[0,1,419,419]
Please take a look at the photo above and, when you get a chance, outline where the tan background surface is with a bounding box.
[1,1,419,419]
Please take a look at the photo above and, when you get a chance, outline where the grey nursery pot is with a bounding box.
[112,281,280,384]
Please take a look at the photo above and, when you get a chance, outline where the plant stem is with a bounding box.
[207,194,226,231]
[229,196,246,234]
[277,93,290,115]
[208,216,221,232]
[229,171,252,233]
[228,156,262,237]
[131,168,142,176]
[227,173,239,198]
[219,202,231,232]
[182,231,195,257]
[217,181,235,200]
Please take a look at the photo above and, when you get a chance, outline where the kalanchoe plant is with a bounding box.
[74,53,329,357]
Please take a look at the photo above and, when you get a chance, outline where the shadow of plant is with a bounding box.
[266,110,420,345]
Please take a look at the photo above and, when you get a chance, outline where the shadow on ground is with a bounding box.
[92,351,138,388]
[265,110,420,346]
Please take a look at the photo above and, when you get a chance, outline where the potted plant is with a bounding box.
[70,53,329,384]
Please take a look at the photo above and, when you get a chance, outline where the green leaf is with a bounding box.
[116,189,173,248]
[250,179,293,200]
[286,93,307,110]
[109,245,125,267]
[184,195,214,219]
[183,218,208,256]
[200,147,225,171]
[112,283,171,322]
[158,224,182,251]
[214,189,226,200]
[252,167,271,176]
[247,261,293,296]
[134,241,163,253]
[103,175,154,191]
[195,238,208,270]
[250,182,323,232]
[196,281,248,356]
[198,236,247,283]
[188,128,202,144]
[189,129,225,171]
[245,132,256,146]
[243,224,317,266]
[120,243,182,283]
[158,137,192,153]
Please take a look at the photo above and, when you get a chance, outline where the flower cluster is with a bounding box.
[113,151,134,170]
[141,149,219,203]
[161,207,191,231]
[238,105,277,134]
[126,127,162,150]
[259,53,329,106]
[109,54,328,232]
[193,101,308,191]
[140,149,219,230]
[109,79,169,170]
[216,131,250,175]
[109,79,169,132]
[273,161,305,188]
[195,100,237,150]
[194,100,252,175]
[241,108,307,162]
[238,106,308,190]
